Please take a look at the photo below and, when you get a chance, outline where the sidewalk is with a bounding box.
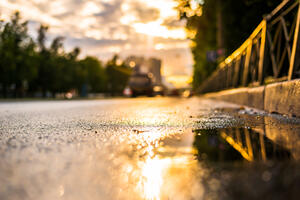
[203,79,300,117]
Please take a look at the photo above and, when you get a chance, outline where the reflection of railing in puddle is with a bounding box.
[193,123,299,162]
[220,129,256,161]
[220,128,291,162]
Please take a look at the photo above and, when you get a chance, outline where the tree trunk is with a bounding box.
[216,0,224,50]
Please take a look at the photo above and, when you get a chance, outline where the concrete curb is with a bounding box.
[203,79,300,117]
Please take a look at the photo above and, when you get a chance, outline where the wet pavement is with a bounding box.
[0,97,300,200]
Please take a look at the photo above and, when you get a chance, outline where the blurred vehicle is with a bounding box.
[166,88,180,96]
[127,73,153,97]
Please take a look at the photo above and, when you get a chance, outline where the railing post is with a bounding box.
[242,42,252,86]
[288,2,300,80]
[258,20,267,84]
[233,57,241,87]
[259,134,267,161]
[227,63,233,88]
[245,129,254,161]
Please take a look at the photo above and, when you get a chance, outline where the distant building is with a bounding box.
[146,58,162,85]
[125,56,162,85]
[124,56,146,74]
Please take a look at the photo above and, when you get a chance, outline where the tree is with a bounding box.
[0,11,36,97]
[35,25,52,97]
[35,26,71,97]
[79,56,107,95]
[176,0,282,89]
[105,55,131,95]
[0,10,130,98]
[176,0,218,89]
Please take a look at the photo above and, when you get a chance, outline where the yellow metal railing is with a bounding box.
[199,0,300,93]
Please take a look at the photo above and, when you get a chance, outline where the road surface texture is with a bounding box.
[0,97,300,200]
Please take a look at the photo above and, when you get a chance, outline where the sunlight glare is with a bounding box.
[166,75,192,88]
[155,43,164,50]
[142,157,164,200]
[133,21,186,39]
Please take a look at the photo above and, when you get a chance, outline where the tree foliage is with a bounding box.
[0,11,131,98]
[176,0,282,89]
[106,55,132,96]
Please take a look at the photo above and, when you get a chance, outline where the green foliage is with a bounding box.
[105,55,132,95]
[221,0,282,54]
[0,11,131,98]
[79,56,107,93]
[0,11,35,97]
[177,0,218,89]
[177,0,282,89]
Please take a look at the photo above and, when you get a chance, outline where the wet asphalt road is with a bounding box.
[0,97,300,200]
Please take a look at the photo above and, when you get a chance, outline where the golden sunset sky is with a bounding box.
[0,0,193,84]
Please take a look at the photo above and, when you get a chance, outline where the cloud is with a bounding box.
[93,0,122,23]
[0,0,192,76]
[127,1,160,23]
[67,37,127,48]
[162,17,186,29]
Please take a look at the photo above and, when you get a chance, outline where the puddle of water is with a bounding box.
[131,114,300,200]
[194,128,293,162]
[3,103,299,200]
[190,125,300,200]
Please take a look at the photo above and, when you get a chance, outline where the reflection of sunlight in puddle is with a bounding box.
[129,127,202,200]
[136,133,199,200]
[141,157,164,200]
[138,133,165,200]
[138,155,201,200]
